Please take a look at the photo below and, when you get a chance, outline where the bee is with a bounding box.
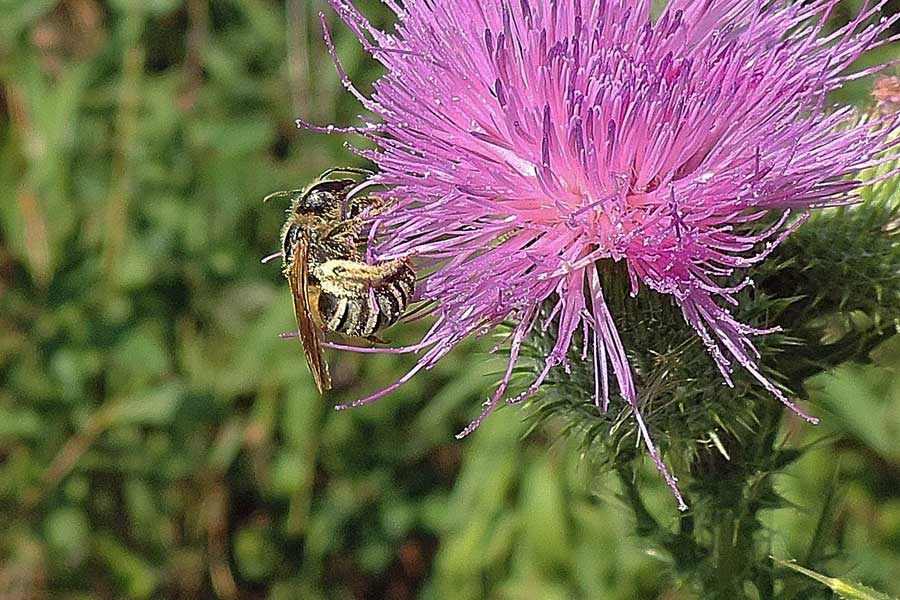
[265,168,415,393]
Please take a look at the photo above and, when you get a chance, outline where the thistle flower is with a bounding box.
[305,0,900,508]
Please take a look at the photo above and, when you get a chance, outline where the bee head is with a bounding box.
[293,179,356,215]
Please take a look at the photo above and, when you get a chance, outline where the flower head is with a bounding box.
[306,0,900,508]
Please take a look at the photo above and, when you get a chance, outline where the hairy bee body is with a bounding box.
[280,216,414,337]
[269,169,415,392]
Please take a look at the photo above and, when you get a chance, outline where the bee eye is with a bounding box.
[282,225,298,256]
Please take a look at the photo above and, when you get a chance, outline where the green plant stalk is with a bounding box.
[102,5,144,283]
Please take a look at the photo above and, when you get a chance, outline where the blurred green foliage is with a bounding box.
[0,1,899,599]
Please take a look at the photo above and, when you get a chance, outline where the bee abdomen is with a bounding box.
[317,262,415,338]
[374,263,415,330]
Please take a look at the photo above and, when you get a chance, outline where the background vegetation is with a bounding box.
[1,0,898,598]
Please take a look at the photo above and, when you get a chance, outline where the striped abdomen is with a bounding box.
[317,263,415,338]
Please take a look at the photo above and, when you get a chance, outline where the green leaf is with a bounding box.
[233,524,279,581]
[95,534,160,600]
[810,364,900,461]
[519,455,570,571]
[871,335,900,372]
[108,325,173,393]
[44,506,90,568]
[777,559,898,600]
[0,405,42,441]
[105,383,183,427]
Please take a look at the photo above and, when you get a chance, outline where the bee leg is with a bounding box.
[345,194,390,219]
[321,197,393,243]
[370,257,412,285]
[323,219,364,243]
[365,334,388,344]
[315,258,409,298]
[318,258,411,288]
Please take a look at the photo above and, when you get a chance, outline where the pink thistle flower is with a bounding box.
[303,0,900,508]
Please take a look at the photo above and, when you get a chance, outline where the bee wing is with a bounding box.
[288,237,332,393]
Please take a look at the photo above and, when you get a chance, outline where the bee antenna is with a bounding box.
[318,166,374,180]
[263,190,297,203]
